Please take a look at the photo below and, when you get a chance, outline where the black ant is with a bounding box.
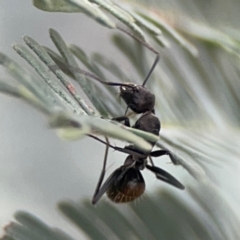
[48,26,185,204]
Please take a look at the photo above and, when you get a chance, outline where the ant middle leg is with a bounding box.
[150,149,179,165]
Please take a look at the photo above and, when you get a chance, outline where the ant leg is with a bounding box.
[148,156,155,167]
[88,134,146,158]
[146,165,185,190]
[92,157,137,204]
[92,167,122,204]
[88,135,179,166]
[150,150,179,165]
[124,107,129,116]
[112,116,130,127]
[150,149,169,157]
[148,156,159,179]
[92,137,109,204]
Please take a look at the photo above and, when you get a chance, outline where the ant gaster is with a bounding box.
[48,26,184,204]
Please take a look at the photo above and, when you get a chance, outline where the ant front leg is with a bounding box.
[150,149,179,165]
[112,116,130,127]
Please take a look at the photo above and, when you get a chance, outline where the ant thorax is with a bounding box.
[120,83,155,113]
[133,112,161,138]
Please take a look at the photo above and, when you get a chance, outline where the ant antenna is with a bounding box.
[48,26,159,90]
[142,54,159,86]
[48,64,135,89]
[116,26,160,87]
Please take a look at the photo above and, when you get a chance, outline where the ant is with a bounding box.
[48,26,185,204]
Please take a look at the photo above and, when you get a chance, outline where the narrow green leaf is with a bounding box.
[157,139,206,180]
[178,18,240,53]
[48,111,153,152]
[49,28,111,117]
[0,52,51,107]
[0,235,15,240]
[49,28,98,115]
[58,201,110,240]
[129,11,162,36]
[23,35,85,114]
[4,222,37,240]
[33,0,83,12]
[66,0,116,28]
[45,46,123,116]
[90,0,145,39]
[43,47,76,79]
[15,211,60,240]
[92,53,129,81]
[86,201,145,240]
[0,81,51,115]
[12,44,73,111]
[138,10,198,57]
[69,44,122,115]
[112,34,146,78]
[68,44,104,78]
[33,0,116,28]
[2,211,75,240]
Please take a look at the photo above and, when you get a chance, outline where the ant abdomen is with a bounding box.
[120,84,155,113]
[107,167,145,203]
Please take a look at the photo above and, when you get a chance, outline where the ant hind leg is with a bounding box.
[92,137,109,204]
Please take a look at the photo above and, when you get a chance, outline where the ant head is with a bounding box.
[120,83,155,113]
[107,167,145,203]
